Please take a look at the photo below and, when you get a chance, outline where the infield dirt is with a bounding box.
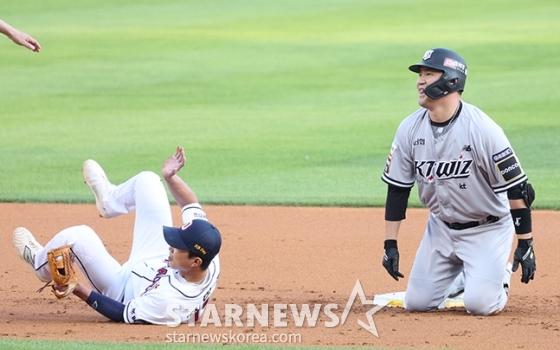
[1,203,559,349]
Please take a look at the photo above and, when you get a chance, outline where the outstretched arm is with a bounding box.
[0,20,41,52]
[162,146,198,208]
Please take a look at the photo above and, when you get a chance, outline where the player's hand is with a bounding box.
[9,29,41,52]
[511,237,536,284]
[162,146,186,179]
[382,239,404,281]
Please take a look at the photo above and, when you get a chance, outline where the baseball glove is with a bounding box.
[47,245,78,299]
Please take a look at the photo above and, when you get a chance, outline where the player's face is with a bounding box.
[416,67,443,107]
[168,246,200,270]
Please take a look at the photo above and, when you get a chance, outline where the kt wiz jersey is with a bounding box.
[123,204,220,325]
[382,101,527,223]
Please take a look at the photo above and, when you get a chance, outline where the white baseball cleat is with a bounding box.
[82,159,115,218]
[13,227,50,282]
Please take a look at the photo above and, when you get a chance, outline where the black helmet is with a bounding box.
[409,48,467,99]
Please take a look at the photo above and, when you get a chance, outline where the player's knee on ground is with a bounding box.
[463,284,505,316]
[404,295,441,312]
[404,281,443,312]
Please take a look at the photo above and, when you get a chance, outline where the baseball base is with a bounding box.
[373,291,465,309]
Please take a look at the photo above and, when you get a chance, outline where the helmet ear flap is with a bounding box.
[424,81,448,99]
[424,73,462,99]
[444,76,463,94]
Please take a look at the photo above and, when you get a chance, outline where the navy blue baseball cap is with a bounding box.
[163,220,222,261]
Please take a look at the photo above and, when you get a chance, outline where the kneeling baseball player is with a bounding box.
[381,48,536,315]
[13,146,221,325]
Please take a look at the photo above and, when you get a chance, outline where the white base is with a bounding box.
[373,291,465,309]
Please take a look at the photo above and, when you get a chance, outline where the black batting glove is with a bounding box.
[382,239,404,281]
[511,238,536,284]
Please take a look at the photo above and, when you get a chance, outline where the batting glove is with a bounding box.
[382,239,404,281]
[511,237,536,284]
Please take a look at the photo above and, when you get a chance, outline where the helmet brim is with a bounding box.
[409,63,444,73]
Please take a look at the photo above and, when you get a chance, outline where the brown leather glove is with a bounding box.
[47,245,78,299]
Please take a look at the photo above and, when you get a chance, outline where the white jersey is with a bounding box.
[123,204,220,325]
[123,257,219,325]
[382,101,527,223]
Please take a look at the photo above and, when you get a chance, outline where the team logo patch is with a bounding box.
[422,50,434,61]
[496,155,523,182]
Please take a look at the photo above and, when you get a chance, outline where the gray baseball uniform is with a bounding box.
[382,101,526,315]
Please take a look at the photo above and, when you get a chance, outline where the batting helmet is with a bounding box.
[409,48,468,100]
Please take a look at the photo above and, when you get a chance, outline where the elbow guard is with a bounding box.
[508,181,536,208]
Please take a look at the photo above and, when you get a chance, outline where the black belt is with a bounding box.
[442,215,500,230]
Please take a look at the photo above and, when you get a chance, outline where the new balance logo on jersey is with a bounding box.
[462,145,472,152]
[413,138,425,146]
[414,159,473,180]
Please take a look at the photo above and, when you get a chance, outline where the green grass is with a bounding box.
[0,339,386,350]
[1,1,556,349]
[0,339,171,350]
[1,0,559,209]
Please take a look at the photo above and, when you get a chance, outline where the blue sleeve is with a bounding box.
[86,291,125,322]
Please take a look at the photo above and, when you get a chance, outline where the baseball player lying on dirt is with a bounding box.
[381,48,536,316]
[13,146,221,325]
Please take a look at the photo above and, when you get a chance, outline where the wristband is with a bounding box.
[510,208,532,234]
[384,239,398,249]
[517,237,533,248]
